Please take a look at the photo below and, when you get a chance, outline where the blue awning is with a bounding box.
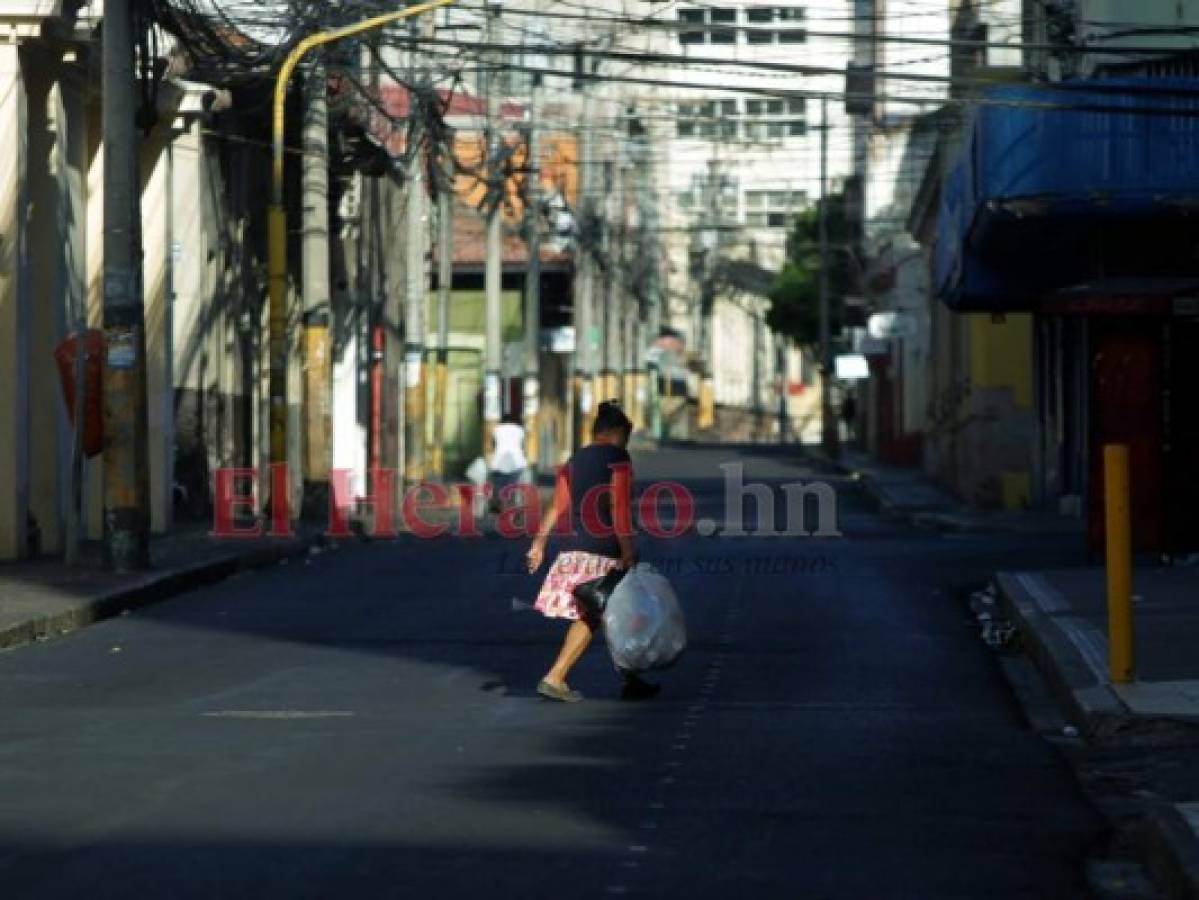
[935,79,1199,311]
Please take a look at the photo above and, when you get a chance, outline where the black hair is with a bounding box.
[592,400,633,438]
[501,412,521,425]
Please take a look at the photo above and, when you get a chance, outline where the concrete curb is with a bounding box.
[1138,804,1199,900]
[993,571,1129,735]
[802,449,952,520]
[996,573,1199,900]
[0,537,313,652]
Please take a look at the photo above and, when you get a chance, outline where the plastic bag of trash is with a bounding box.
[602,564,687,673]
[465,456,488,486]
[465,456,490,519]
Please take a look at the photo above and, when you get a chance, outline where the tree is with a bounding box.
[765,193,853,349]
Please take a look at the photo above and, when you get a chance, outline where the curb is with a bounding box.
[993,571,1129,736]
[0,537,313,652]
[1138,804,1199,900]
[996,573,1199,900]
[800,448,854,477]
[801,449,953,520]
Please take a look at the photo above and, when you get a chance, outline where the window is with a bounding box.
[678,99,740,139]
[679,8,705,44]
[679,173,740,222]
[677,7,738,45]
[744,97,805,140]
[709,8,737,43]
[743,7,806,45]
[745,189,807,228]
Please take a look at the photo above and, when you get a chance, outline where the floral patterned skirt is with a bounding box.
[534,551,621,620]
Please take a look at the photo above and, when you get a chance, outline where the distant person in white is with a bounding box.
[488,414,528,510]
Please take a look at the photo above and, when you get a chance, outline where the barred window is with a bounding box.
[677,7,738,45]
[678,99,740,139]
[744,7,806,45]
[745,189,808,228]
[744,98,806,140]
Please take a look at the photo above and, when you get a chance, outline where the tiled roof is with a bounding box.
[437,200,571,270]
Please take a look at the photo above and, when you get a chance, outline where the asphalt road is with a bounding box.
[0,444,1102,899]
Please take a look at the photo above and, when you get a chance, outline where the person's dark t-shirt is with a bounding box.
[555,443,632,559]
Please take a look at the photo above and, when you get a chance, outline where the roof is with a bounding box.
[437,200,572,272]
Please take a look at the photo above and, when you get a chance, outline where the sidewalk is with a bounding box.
[808,444,1199,897]
[815,448,1080,535]
[995,565,1199,899]
[0,525,316,652]
[0,479,551,654]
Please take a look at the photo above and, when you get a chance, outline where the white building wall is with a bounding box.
[631,0,857,396]
[1076,0,1199,75]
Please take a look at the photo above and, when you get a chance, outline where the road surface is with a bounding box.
[0,444,1101,898]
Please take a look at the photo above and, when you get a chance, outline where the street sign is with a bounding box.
[867,311,918,340]
[541,326,575,353]
[835,353,870,380]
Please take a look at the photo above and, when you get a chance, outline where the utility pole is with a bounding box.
[573,65,596,448]
[619,154,637,421]
[631,112,661,441]
[482,1,504,453]
[102,0,150,570]
[403,24,429,486]
[301,60,331,519]
[600,160,620,407]
[819,94,839,457]
[522,74,542,469]
[430,154,453,479]
[696,158,719,433]
[777,339,789,443]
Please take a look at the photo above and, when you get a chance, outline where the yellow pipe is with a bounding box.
[1103,443,1135,684]
[268,0,457,466]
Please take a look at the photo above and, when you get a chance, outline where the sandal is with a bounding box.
[537,679,583,703]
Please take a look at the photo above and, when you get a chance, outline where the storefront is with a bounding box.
[935,79,1199,552]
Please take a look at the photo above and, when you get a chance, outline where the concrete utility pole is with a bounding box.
[600,160,621,407]
[482,2,504,453]
[696,158,719,432]
[403,25,430,486]
[777,339,789,443]
[623,159,642,426]
[619,154,637,419]
[429,156,454,478]
[102,0,151,570]
[301,61,331,519]
[631,113,661,441]
[522,74,543,468]
[572,75,596,448]
[819,94,839,457]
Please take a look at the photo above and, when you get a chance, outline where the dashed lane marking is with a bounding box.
[201,710,355,720]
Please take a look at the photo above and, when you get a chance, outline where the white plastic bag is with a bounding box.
[465,456,490,519]
[465,456,488,486]
[602,564,687,673]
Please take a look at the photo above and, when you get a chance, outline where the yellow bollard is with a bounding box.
[1103,443,1135,683]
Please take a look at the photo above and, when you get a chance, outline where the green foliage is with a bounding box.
[765,194,853,348]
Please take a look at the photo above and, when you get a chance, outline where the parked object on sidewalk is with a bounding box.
[603,564,687,673]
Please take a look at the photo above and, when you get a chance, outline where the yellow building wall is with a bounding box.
[968,313,1033,409]
[967,313,1034,508]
